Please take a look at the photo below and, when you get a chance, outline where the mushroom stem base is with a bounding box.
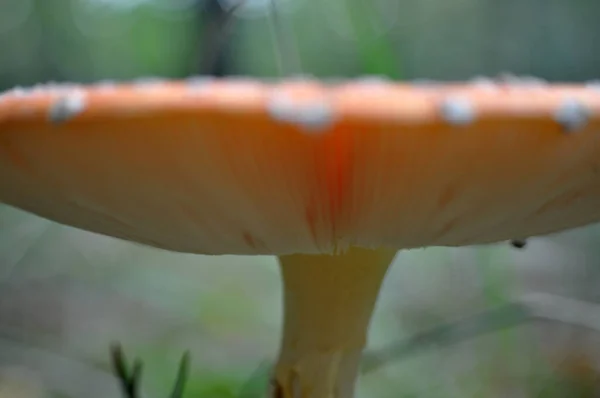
[273,247,397,398]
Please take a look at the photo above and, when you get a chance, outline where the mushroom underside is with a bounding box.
[1,116,599,255]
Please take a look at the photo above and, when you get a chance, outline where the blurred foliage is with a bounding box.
[1,0,600,88]
[1,0,600,397]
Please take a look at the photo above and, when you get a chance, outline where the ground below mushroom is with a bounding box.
[2,207,600,397]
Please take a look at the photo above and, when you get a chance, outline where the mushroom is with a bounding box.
[1,77,600,398]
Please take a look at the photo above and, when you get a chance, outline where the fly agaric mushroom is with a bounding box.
[1,77,600,398]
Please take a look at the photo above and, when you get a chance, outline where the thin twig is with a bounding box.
[362,302,530,373]
[107,294,600,395]
[362,293,600,374]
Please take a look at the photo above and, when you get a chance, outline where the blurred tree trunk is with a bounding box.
[195,0,236,76]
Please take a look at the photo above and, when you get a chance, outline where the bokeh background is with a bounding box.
[1,0,600,397]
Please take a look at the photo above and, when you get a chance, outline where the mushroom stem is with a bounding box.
[273,247,397,398]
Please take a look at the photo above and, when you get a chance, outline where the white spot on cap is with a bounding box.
[267,92,335,132]
[186,76,214,93]
[1,83,87,103]
[440,96,476,125]
[294,100,335,131]
[470,76,498,92]
[28,84,47,96]
[267,92,295,121]
[554,97,590,132]
[586,80,600,92]
[412,78,439,87]
[133,77,167,91]
[496,73,522,85]
[353,75,391,89]
[5,87,29,98]
[518,76,547,88]
[30,82,81,98]
[94,80,118,92]
[48,90,87,124]
[0,89,11,102]
[494,73,547,89]
[285,74,316,83]
[220,77,263,95]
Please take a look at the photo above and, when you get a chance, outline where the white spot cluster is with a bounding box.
[0,86,27,101]
[586,80,600,93]
[267,92,335,132]
[440,96,476,125]
[554,97,590,132]
[48,89,88,124]
[0,82,83,100]
[0,82,89,122]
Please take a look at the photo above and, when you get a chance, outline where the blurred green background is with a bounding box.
[1,0,600,397]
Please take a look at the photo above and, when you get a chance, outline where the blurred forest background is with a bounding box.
[1,0,600,397]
